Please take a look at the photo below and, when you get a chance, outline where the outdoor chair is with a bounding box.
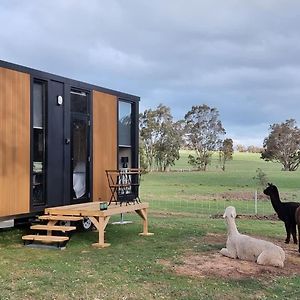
[105,168,142,205]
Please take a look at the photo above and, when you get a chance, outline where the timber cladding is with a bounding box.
[0,67,30,217]
[92,90,117,202]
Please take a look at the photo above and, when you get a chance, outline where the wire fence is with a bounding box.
[145,194,279,217]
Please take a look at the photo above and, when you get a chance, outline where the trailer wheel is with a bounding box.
[81,217,92,231]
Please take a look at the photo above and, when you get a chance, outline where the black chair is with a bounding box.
[105,169,142,205]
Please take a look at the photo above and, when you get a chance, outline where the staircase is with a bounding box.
[22,215,83,248]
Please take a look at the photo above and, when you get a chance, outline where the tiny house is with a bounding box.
[0,60,139,223]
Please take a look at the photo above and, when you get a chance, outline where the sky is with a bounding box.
[1,0,300,147]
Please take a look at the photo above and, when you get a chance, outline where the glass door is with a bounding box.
[70,90,90,203]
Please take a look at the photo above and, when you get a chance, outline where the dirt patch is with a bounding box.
[211,213,279,221]
[158,233,300,280]
[183,192,260,201]
[220,191,268,201]
[151,211,204,218]
[183,191,298,202]
[152,210,280,221]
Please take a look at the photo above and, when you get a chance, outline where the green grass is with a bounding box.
[0,215,299,299]
[170,150,300,190]
[1,215,299,300]
[0,151,300,299]
[141,151,300,216]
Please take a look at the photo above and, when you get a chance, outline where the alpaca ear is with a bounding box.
[268,183,272,186]
[230,211,236,218]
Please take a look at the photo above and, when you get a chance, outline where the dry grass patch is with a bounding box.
[158,233,300,280]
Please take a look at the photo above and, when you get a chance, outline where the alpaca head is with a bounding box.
[223,206,237,220]
[263,183,278,196]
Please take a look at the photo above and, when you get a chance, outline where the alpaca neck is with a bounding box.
[226,218,239,236]
[269,190,282,212]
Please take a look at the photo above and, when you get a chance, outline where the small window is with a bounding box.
[71,91,88,114]
[33,83,43,128]
[119,101,132,146]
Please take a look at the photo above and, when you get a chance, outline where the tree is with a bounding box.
[175,120,187,149]
[252,168,269,189]
[219,138,233,171]
[139,140,149,171]
[236,144,247,152]
[247,145,264,153]
[139,104,181,171]
[184,104,225,171]
[139,108,160,171]
[154,120,182,171]
[153,105,182,171]
[261,119,300,171]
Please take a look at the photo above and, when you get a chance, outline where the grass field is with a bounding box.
[0,152,300,299]
[142,151,300,216]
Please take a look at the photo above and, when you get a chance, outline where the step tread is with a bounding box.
[39,215,83,221]
[30,225,77,232]
[22,235,69,242]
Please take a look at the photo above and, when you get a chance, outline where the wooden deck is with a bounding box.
[44,202,153,248]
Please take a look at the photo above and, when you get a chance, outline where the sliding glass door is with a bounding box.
[70,91,90,203]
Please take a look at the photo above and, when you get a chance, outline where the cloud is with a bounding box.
[1,0,300,146]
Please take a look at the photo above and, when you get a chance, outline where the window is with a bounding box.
[119,101,132,147]
[71,91,88,114]
[32,81,46,206]
[118,100,134,169]
[33,83,43,128]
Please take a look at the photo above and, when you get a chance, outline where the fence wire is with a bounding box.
[144,194,279,217]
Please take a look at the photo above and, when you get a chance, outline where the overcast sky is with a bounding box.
[1,0,300,146]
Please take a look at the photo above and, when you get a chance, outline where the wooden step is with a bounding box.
[30,225,77,232]
[22,235,69,243]
[39,215,83,221]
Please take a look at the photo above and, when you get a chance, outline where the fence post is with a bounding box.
[254,190,258,215]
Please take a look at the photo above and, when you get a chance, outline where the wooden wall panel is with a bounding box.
[92,91,117,202]
[0,67,30,217]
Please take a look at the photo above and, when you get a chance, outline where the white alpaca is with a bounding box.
[220,206,285,267]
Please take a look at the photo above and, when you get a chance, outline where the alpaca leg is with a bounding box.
[298,224,300,253]
[291,224,297,244]
[220,247,237,259]
[284,222,291,244]
[257,250,284,268]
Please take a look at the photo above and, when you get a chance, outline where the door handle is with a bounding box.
[65,138,70,144]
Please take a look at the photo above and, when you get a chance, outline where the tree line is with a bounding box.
[235,145,263,153]
[139,104,233,172]
[139,104,300,172]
